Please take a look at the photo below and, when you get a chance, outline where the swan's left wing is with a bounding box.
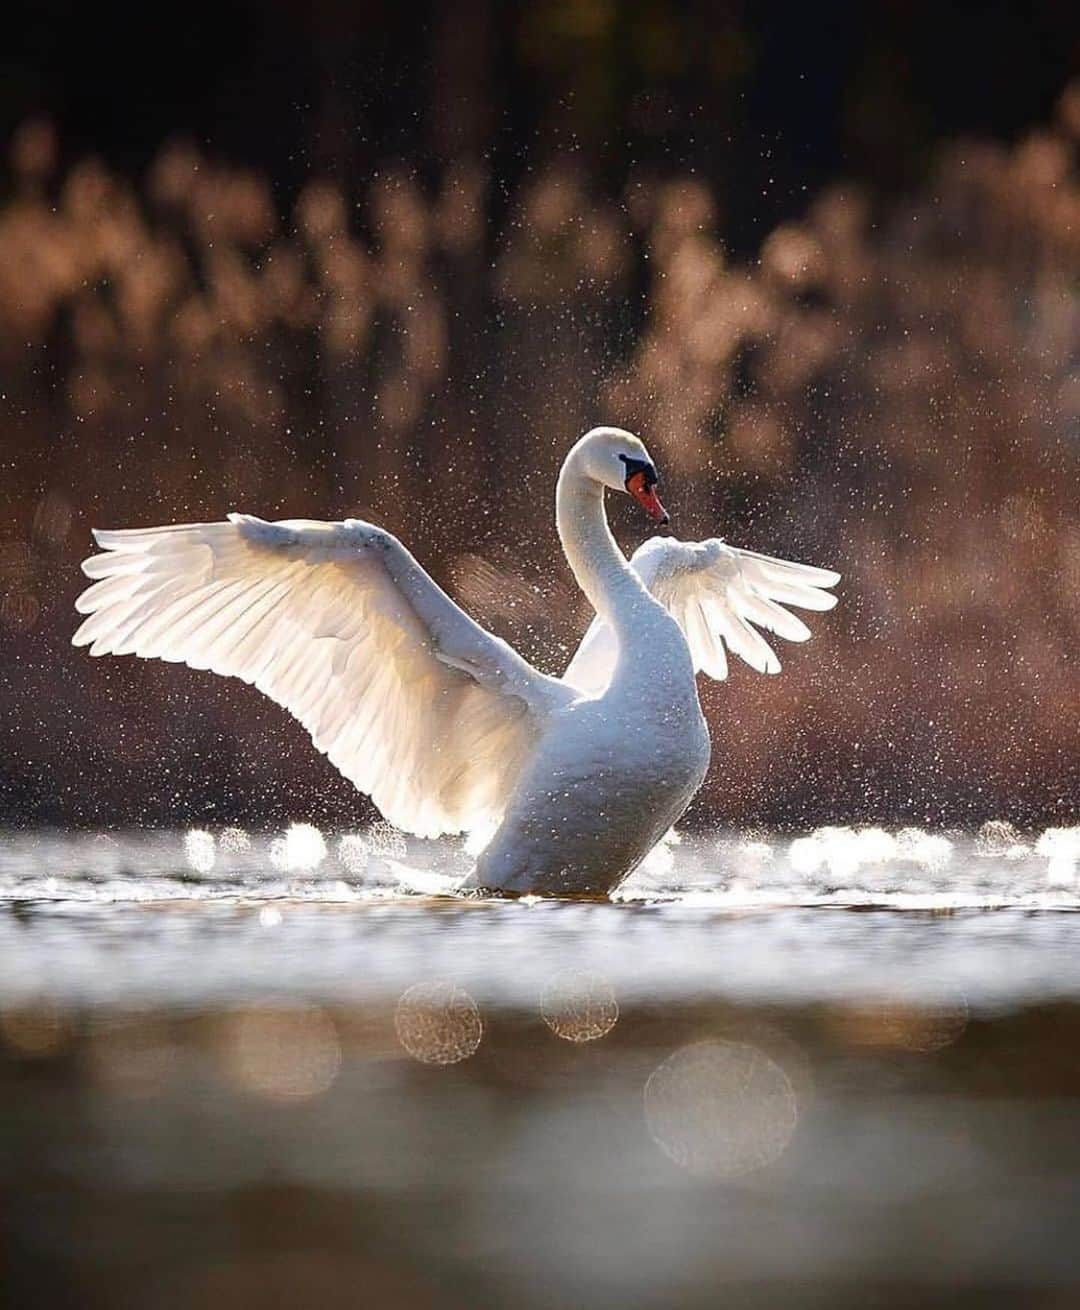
[74,516,573,838]
[564,536,840,695]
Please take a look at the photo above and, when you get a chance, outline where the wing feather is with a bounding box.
[563,535,838,692]
[74,516,572,837]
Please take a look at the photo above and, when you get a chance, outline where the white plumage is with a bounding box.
[74,428,839,896]
[75,516,570,838]
[565,535,840,694]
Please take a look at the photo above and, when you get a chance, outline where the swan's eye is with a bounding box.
[619,454,657,489]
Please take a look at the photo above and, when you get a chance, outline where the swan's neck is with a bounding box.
[556,463,644,634]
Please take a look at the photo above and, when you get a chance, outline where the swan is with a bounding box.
[73,427,839,897]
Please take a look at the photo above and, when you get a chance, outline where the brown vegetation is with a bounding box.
[2,87,1078,827]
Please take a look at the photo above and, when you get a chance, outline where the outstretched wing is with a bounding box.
[74,516,573,837]
[563,536,839,695]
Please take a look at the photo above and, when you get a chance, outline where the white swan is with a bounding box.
[73,427,839,897]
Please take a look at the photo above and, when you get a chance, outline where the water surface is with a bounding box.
[3,827,1079,1308]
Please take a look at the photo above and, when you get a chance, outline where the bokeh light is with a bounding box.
[1036,827,1080,886]
[644,1039,798,1177]
[220,1003,341,1100]
[269,824,328,874]
[337,833,370,874]
[540,970,618,1043]
[395,981,483,1065]
[2,77,1077,830]
[86,1016,180,1097]
[219,826,251,855]
[184,829,216,875]
[825,993,970,1053]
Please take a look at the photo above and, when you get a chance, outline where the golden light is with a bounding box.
[10,117,57,181]
[761,223,825,288]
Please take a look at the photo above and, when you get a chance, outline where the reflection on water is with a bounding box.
[540,970,619,1043]
[7,823,1080,910]
[3,829,1080,1306]
[88,1013,181,1099]
[644,1039,799,1176]
[0,997,70,1057]
[824,991,970,1053]
[395,981,483,1065]
[2,828,1080,1013]
[221,1004,342,1100]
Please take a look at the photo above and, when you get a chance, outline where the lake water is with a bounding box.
[3,826,1080,1307]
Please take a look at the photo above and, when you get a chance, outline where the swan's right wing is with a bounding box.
[564,536,839,695]
[74,516,573,838]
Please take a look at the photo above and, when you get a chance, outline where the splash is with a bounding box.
[788,825,953,880]
[366,822,408,861]
[336,833,370,874]
[975,819,1029,860]
[219,826,251,855]
[268,823,327,873]
[1036,827,1080,887]
[184,829,216,875]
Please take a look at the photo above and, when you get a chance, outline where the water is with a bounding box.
[3,828,1080,1307]
[3,827,1079,1011]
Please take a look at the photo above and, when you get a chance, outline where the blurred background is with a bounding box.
[4,9,1080,1309]
[1,0,1078,830]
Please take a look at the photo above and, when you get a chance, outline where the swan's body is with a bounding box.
[74,428,838,897]
[470,441,710,894]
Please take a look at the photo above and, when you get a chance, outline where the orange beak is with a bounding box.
[626,470,669,525]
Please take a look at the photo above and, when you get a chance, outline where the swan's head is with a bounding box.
[574,426,669,525]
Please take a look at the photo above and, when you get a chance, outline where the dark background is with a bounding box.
[1,0,1078,829]
[5,0,1077,244]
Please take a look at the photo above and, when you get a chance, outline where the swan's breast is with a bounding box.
[555,671,710,799]
[606,604,710,783]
